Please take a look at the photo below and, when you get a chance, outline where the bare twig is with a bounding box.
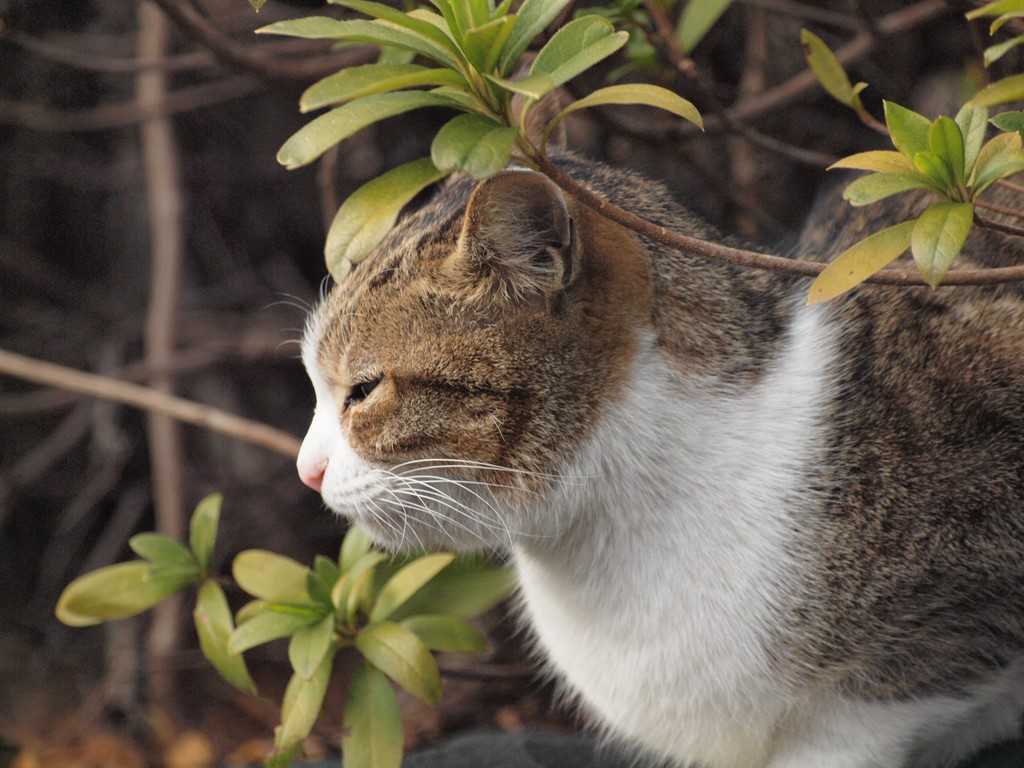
[641,0,837,169]
[735,0,863,31]
[0,75,263,131]
[147,0,373,84]
[534,153,1024,286]
[138,0,186,703]
[0,348,301,458]
[0,22,342,75]
[975,213,1024,238]
[690,0,951,136]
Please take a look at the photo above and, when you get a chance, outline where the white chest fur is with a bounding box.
[512,306,836,768]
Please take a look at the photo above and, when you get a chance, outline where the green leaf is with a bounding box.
[333,552,387,616]
[401,614,488,652]
[990,110,1024,135]
[545,84,702,146]
[342,663,403,768]
[341,525,375,573]
[301,64,466,113]
[233,550,312,604]
[972,130,1024,193]
[929,116,966,185]
[965,0,1024,22]
[499,0,572,75]
[258,17,459,70]
[484,72,555,100]
[275,647,336,752]
[801,28,865,107]
[968,73,1024,109]
[56,562,196,627]
[829,150,917,174]
[370,553,455,623]
[431,114,518,178]
[331,1,466,64]
[842,172,939,206]
[911,202,974,288]
[956,104,989,176]
[278,91,460,170]
[677,0,734,54]
[806,220,915,305]
[378,556,512,621]
[914,151,958,196]
[189,492,221,573]
[984,34,1024,66]
[530,16,629,89]
[129,533,197,571]
[884,101,932,160]
[289,614,336,680]
[194,580,257,694]
[992,11,1024,34]
[355,621,441,705]
[462,15,518,72]
[325,157,449,277]
[314,555,341,594]
[265,744,302,768]
[228,609,324,654]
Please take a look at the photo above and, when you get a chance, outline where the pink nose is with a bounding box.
[297,459,326,493]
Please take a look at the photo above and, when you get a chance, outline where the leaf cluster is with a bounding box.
[56,495,512,768]
[803,24,1024,303]
[256,0,702,279]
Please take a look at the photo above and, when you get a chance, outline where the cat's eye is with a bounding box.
[344,376,382,411]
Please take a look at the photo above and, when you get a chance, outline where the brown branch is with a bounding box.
[138,0,187,698]
[975,213,1024,238]
[641,0,838,168]
[0,75,263,131]
[0,21,353,75]
[0,348,301,459]
[147,0,373,84]
[735,0,863,30]
[689,0,952,136]
[534,153,1024,286]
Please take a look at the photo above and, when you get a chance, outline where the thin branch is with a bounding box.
[0,348,301,459]
[147,0,372,84]
[975,198,1024,221]
[735,0,864,30]
[641,0,838,168]
[975,213,1024,238]
[0,75,263,131]
[534,153,1024,286]
[138,0,187,698]
[688,0,951,136]
[0,21,352,75]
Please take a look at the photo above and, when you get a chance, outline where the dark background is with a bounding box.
[0,0,1002,765]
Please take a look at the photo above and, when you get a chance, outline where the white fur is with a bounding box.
[300,303,1024,767]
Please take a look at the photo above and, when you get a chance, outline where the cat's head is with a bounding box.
[297,166,652,550]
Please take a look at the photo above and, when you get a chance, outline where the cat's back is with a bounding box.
[790,185,1024,699]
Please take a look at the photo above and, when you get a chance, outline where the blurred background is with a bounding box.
[0,0,994,765]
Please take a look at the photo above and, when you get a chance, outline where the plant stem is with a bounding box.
[534,153,1024,286]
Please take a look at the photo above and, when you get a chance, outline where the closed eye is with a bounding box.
[344,376,383,411]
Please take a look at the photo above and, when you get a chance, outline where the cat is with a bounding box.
[296,150,1024,768]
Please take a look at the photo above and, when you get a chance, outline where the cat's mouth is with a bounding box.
[322,459,536,552]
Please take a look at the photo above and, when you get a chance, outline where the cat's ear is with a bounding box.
[453,170,576,305]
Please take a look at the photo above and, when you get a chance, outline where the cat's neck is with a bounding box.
[515,302,837,608]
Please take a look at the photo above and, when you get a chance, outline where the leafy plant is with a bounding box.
[254,0,702,280]
[56,494,512,768]
[802,26,1024,304]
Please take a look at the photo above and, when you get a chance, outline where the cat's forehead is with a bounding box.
[308,175,476,375]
